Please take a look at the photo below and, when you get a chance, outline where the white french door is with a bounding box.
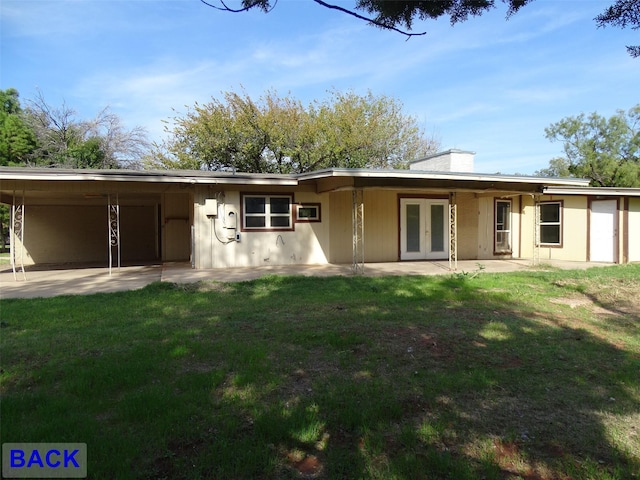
[400,199,449,260]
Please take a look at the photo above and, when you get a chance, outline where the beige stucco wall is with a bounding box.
[627,198,640,262]
[520,195,589,262]
[194,186,330,269]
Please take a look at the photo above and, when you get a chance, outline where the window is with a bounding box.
[495,199,512,253]
[296,203,321,223]
[538,201,562,246]
[242,194,293,231]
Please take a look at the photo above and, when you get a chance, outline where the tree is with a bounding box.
[596,0,640,57]
[0,88,37,166]
[24,91,150,169]
[534,157,571,178]
[201,0,530,37]
[542,105,640,187]
[148,89,439,173]
[202,0,639,56]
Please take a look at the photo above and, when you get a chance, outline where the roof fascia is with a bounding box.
[0,168,298,186]
[543,186,640,196]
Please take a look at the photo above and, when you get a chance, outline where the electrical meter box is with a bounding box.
[204,199,218,216]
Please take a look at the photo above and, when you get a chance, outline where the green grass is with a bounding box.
[1,264,639,479]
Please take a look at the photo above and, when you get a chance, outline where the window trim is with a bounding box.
[494,198,512,255]
[241,193,294,232]
[295,203,322,223]
[538,200,563,247]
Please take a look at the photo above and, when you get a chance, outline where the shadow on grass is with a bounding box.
[1,269,639,479]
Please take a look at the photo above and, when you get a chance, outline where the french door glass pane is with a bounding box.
[406,204,420,252]
[431,205,444,252]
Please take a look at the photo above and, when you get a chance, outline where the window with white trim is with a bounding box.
[495,199,512,253]
[242,194,293,230]
[539,201,562,246]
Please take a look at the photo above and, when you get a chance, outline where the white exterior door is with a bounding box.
[400,199,448,260]
[590,199,617,262]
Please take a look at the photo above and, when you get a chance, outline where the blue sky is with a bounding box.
[1,0,638,174]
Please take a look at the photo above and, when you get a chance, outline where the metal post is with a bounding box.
[449,193,458,271]
[190,224,196,269]
[108,194,121,276]
[11,191,26,281]
[352,189,364,275]
[533,196,540,266]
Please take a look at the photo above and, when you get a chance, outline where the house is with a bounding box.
[1,150,639,275]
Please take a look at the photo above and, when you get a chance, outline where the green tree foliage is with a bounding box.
[203,0,638,55]
[534,157,571,178]
[149,89,439,173]
[0,88,37,166]
[542,105,640,187]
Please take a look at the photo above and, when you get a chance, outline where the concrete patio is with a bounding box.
[0,259,615,300]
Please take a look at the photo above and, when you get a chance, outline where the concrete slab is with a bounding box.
[0,265,163,299]
[0,260,614,300]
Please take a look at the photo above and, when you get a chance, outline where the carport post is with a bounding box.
[352,188,364,274]
[108,194,121,276]
[449,192,458,271]
[11,190,26,281]
[533,195,541,266]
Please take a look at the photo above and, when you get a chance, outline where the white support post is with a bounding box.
[108,194,121,276]
[11,191,26,281]
[449,193,458,271]
[190,224,196,269]
[533,196,540,266]
[352,189,364,275]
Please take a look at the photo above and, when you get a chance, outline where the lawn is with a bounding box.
[1,264,639,479]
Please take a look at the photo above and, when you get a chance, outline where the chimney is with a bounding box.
[409,149,475,173]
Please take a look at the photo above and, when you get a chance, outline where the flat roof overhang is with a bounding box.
[0,167,300,204]
[298,168,591,194]
[0,167,298,185]
[3,167,611,201]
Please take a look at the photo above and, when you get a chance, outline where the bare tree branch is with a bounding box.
[200,0,276,14]
[200,0,426,38]
[312,0,426,38]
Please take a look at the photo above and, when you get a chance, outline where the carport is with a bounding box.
[0,168,194,278]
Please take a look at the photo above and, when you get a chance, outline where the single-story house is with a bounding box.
[2,150,639,275]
